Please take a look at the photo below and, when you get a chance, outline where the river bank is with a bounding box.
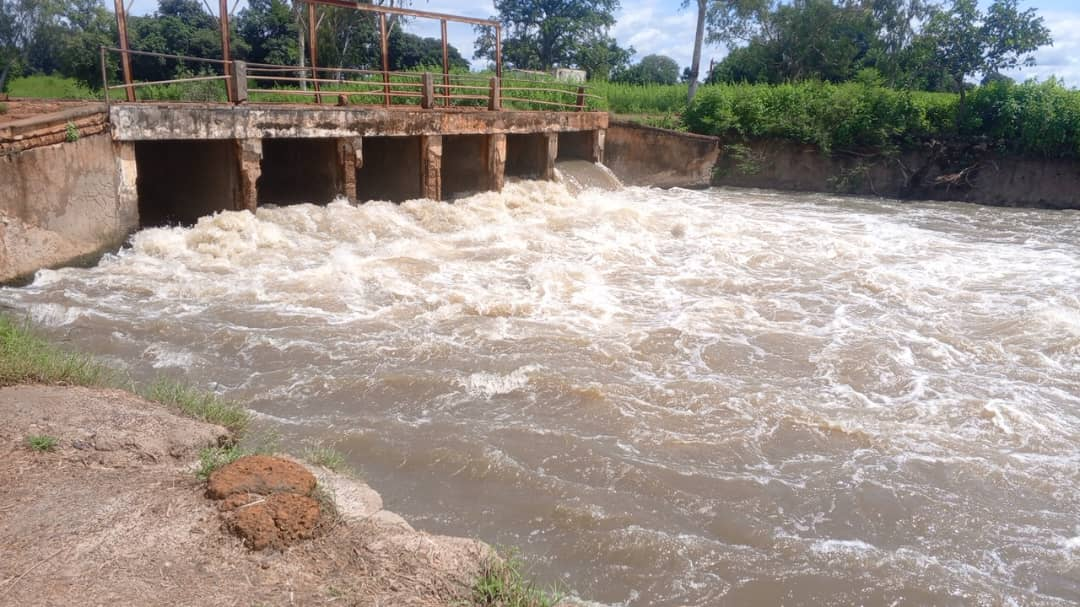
[0,316,562,606]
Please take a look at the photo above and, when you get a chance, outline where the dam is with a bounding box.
[0,2,624,283]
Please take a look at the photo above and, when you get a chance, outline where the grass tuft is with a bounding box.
[0,102,8,114]
[195,444,247,480]
[141,378,251,435]
[0,316,116,388]
[471,551,562,607]
[65,121,79,142]
[302,442,349,473]
[25,434,58,452]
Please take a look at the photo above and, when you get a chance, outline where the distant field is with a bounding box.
[8,75,101,100]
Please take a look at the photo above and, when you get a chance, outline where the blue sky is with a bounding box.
[127,0,1080,86]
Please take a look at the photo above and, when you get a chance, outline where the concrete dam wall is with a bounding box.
[0,104,608,283]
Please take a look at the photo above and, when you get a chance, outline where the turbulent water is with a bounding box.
[3,183,1080,606]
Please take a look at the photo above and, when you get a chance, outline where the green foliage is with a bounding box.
[680,79,1080,159]
[8,74,98,99]
[0,315,116,388]
[195,444,246,480]
[471,550,562,607]
[0,102,7,114]
[960,79,1080,158]
[685,80,959,152]
[64,121,79,142]
[591,81,688,115]
[614,54,680,85]
[25,434,58,452]
[141,378,251,435]
[477,0,630,77]
[918,0,1051,96]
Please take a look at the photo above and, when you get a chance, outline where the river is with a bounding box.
[2,183,1079,606]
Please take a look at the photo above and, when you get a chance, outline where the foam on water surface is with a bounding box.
[3,183,1080,606]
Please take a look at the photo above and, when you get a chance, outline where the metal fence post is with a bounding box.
[489,77,501,111]
[421,73,435,109]
[233,61,248,104]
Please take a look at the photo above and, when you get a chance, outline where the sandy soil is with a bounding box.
[0,385,490,606]
[0,100,98,125]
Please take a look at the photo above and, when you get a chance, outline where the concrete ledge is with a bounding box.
[0,104,108,141]
[110,104,609,141]
[605,120,720,188]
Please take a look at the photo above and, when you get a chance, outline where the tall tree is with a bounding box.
[614,54,680,85]
[475,0,628,74]
[684,0,707,103]
[918,0,1051,105]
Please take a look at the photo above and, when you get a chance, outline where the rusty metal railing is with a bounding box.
[100,47,602,112]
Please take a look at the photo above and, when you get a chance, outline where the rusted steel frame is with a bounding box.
[308,1,321,103]
[247,75,423,88]
[576,86,586,111]
[500,85,586,96]
[112,0,135,101]
[380,13,390,106]
[100,46,110,109]
[103,47,231,64]
[220,0,233,102]
[495,24,502,80]
[302,0,498,27]
[441,19,450,107]
[247,88,423,100]
[502,96,580,109]
[431,83,489,92]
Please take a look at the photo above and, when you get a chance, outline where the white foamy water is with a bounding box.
[3,183,1080,606]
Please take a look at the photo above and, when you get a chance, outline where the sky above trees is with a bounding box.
[124,0,1080,86]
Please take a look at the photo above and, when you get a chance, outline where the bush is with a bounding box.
[684,80,960,153]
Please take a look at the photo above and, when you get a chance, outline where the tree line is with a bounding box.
[0,0,471,92]
[0,0,1056,102]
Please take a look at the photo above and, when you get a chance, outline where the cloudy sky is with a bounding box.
[127,0,1080,87]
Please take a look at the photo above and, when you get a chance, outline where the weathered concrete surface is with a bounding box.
[713,139,1080,209]
[1,133,138,283]
[1,105,108,155]
[605,121,720,188]
[111,104,609,141]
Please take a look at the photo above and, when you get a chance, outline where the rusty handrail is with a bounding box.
[100,46,599,112]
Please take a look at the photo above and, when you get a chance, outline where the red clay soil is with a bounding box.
[0,385,493,606]
[0,100,99,124]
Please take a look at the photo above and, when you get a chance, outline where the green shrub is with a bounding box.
[25,434,59,452]
[471,551,562,607]
[8,75,99,100]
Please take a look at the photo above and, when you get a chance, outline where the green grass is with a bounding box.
[25,434,58,452]
[471,551,562,607]
[8,75,100,100]
[2,313,251,438]
[0,316,116,388]
[141,378,251,435]
[195,444,247,480]
[0,102,8,114]
[302,443,349,473]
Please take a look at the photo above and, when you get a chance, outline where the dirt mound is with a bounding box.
[209,455,323,550]
[207,454,316,499]
[0,384,492,606]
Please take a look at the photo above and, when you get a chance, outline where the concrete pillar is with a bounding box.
[544,132,558,181]
[421,135,442,201]
[488,133,506,192]
[113,141,140,228]
[338,137,361,202]
[595,129,606,164]
[235,138,262,212]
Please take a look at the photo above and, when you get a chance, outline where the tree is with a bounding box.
[918,0,1051,106]
[388,28,469,71]
[237,0,298,67]
[614,54,680,85]
[684,0,707,103]
[575,36,633,81]
[475,0,628,74]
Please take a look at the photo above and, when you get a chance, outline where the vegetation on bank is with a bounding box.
[0,314,250,433]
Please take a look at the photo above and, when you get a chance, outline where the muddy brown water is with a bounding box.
[2,183,1079,606]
